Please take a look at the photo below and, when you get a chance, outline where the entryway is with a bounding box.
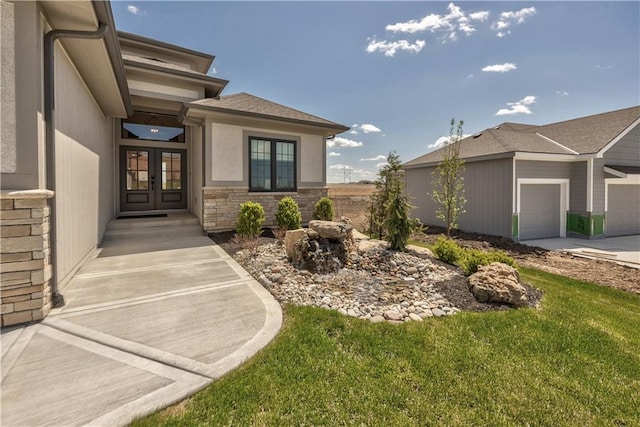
[119,146,187,212]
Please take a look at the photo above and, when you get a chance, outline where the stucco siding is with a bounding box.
[405,157,513,237]
[191,124,203,222]
[604,123,640,165]
[206,121,325,187]
[54,42,114,286]
[570,161,587,212]
[0,1,45,189]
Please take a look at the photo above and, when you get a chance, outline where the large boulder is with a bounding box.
[284,229,307,260]
[468,262,529,307]
[309,220,353,240]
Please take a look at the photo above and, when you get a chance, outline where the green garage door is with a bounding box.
[607,184,640,236]
[520,184,561,240]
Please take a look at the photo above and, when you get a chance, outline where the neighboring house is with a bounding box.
[404,106,640,241]
[0,0,347,327]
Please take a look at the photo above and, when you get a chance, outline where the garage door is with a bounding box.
[607,184,640,237]
[520,184,561,240]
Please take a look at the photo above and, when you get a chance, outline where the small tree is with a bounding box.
[431,118,466,238]
[367,151,403,238]
[385,179,411,251]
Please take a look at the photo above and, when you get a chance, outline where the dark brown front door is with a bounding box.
[120,147,187,212]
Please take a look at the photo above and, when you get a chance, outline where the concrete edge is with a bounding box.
[1,324,39,383]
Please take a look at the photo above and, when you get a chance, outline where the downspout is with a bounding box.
[44,23,109,307]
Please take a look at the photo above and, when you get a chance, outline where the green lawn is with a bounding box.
[134,268,640,426]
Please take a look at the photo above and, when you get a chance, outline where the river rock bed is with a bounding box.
[234,242,464,323]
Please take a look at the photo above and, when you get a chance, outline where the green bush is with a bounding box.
[460,248,516,276]
[433,237,463,265]
[275,196,302,231]
[313,197,334,221]
[236,201,265,238]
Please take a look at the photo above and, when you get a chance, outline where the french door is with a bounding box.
[120,146,187,212]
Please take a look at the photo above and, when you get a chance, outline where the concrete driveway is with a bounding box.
[1,216,282,426]
[521,235,640,268]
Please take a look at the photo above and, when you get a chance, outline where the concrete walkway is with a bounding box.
[1,215,282,426]
[521,235,640,268]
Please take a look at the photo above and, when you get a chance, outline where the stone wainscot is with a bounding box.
[1,190,54,327]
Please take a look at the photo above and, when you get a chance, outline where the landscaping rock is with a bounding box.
[308,220,353,240]
[467,262,528,307]
[284,229,306,259]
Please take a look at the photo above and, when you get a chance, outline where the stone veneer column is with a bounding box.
[1,190,54,327]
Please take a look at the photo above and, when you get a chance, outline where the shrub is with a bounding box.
[313,197,334,221]
[460,248,516,276]
[433,237,462,265]
[275,196,302,231]
[236,201,265,238]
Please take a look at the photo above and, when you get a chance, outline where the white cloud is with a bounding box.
[207,67,217,75]
[383,3,489,43]
[556,90,569,96]
[595,64,615,70]
[329,164,353,170]
[469,11,490,21]
[359,124,382,133]
[127,5,145,16]
[466,73,475,80]
[482,62,517,73]
[376,162,389,169]
[428,134,472,150]
[360,155,387,162]
[326,136,363,148]
[366,39,425,57]
[495,95,536,116]
[328,152,341,157]
[491,6,536,36]
[349,130,359,135]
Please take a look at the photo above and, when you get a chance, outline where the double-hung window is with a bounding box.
[249,137,296,192]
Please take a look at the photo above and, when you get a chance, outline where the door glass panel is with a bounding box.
[161,152,182,190]
[126,150,149,190]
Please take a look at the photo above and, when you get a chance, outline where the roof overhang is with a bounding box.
[40,0,131,117]
[604,165,640,179]
[182,104,350,137]
[118,31,214,74]
[123,59,228,98]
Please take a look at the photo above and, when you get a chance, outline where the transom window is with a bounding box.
[122,112,185,142]
[249,137,296,192]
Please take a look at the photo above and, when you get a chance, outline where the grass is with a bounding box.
[133,268,640,426]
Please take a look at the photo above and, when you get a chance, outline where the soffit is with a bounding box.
[40,0,129,117]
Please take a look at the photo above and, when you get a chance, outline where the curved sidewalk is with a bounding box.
[1,219,282,426]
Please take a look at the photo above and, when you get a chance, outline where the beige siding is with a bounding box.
[405,157,513,237]
[54,42,114,286]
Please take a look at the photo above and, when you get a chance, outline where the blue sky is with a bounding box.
[113,1,639,183]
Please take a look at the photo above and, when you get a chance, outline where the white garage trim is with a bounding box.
[517,178,570,238]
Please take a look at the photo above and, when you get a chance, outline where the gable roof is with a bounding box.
[184,92,350,133]
[404,105,640,168]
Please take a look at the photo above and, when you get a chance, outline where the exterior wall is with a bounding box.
[202,187,327,232]
[515,160,572,180]
[191,125,203,223]
[1,1,45,190]
[205,121,326,187]
[1,190,53,327]
[570,161,587,212]
[53,39,115,287]
[603,123,640,165]
[405,157,513,238]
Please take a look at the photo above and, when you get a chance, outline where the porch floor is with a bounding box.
[1,214,282,426]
